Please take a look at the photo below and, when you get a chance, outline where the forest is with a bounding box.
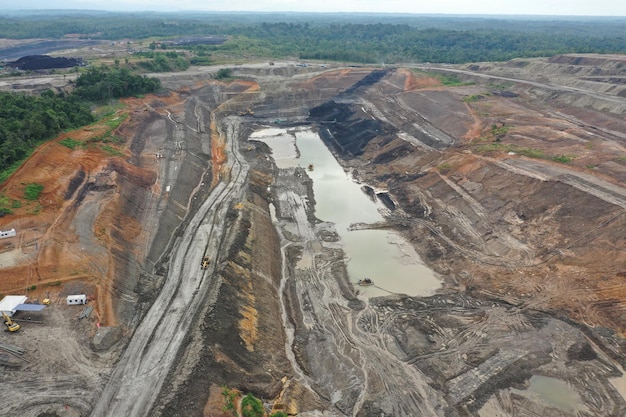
[0,67,161,184]
[0,12,625,64]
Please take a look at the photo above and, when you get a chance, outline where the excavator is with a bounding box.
[2,312,20,332]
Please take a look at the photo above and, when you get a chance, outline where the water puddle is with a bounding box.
[521,375,586,413]
[250,127,441,297]
[249,128,299,169]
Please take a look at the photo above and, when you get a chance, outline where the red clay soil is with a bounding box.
[0,104,152,326]
[398,68,443,91]
[0,79,258,326]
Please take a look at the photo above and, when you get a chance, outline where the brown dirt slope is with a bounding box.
[349,63,626,337]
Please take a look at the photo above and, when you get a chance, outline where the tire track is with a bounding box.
[90,112,248,417]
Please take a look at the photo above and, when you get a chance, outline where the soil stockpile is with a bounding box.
[7,55,85,70]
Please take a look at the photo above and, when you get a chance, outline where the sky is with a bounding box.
[7,0,626,16]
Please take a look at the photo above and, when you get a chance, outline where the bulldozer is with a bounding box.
[2,312,20,332]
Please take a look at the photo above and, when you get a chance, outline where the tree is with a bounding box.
[241,393,264,417]
[216,68,232,80]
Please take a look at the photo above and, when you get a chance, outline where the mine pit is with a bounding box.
[1,53,626,417]
[251,126,441,298]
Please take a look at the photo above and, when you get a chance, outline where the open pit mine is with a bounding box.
[1,55,626,417]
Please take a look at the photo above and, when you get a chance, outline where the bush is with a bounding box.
[216,68,233,79]
[437,163,452,175]
[552,155,573,163]
[221,386,237,415]
[59,138,81,149]
[24,183,44,201]
[241,393,264,417]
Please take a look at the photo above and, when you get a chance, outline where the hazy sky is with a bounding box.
[8,0,626,16]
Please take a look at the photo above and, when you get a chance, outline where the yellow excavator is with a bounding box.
[2,312,20,332]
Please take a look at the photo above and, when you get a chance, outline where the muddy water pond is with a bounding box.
[250,127,441,297]
[522,375,586,413]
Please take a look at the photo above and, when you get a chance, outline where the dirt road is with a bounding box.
[90,115,249,416]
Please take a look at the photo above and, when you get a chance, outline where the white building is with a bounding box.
[0,295,27,317]
[66,294,87,305]
[0,228,16,239]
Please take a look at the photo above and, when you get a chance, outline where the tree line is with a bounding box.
[0,66,161,177]
[0,13,624,64]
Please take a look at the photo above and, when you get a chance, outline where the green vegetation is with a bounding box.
[474,142,544,158]
[59,115,127,155]
[135,51,190,72]
[552,155,573,163]
[86,114,128,147]
[100,145,125,157]
[490,124,511,139]
[472,142,574,163]
[59,138,81,149]
[0,193,14,216]
[216,68,233,80]
[437,74,473,86]
[94,102,127,119]
[0,90,93,176]
[270,413,288,417]
[412,69,474,86]
[23,183,44,201]
[73,66,161,102]
[437,162,452,174]
[1,13,625,65]
[491,124,510,135]
[241,393,264,417]
[29,203,42,214]
[221,386,238,416]
[0,67,155,187]
[462,94,486,102]
[102,113,128,131]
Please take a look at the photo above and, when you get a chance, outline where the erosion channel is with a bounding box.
[1,57,626,417]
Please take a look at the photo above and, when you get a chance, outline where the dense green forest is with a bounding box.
[0,67,161,180]
[0,12,624,64]
[73,66,162,101]
[0,92,92,173]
